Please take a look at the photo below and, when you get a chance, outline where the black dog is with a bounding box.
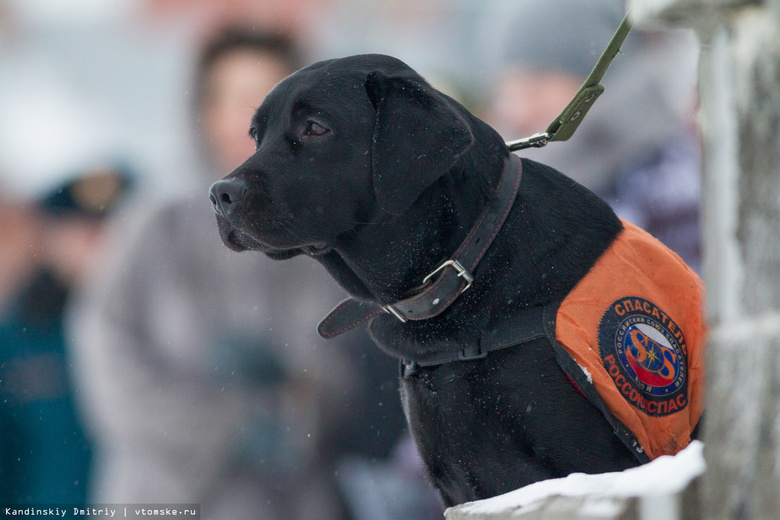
[209,54,703,506]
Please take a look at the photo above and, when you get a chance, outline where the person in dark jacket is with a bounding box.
[0,167,131,504]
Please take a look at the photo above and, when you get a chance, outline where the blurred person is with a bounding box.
[487,0,702,272]
[0,167,132,504]
[192,26,298,173]
[140,0,325,42]
[68,25,408,520]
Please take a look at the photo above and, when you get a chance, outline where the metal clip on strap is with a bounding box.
[505,132,550,152]
[422,259,474,294]
[383,305,408,323]
[506,13,632,152]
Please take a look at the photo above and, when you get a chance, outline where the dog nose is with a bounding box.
[209,178,247,218]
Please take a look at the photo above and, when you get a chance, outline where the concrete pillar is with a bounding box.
[630,1,780,519]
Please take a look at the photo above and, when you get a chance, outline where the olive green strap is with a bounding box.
[506,13,632,151]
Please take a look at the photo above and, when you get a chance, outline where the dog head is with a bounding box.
[209,54,476,260]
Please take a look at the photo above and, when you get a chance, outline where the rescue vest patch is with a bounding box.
[599,296,688,417]
[553,220,705,459]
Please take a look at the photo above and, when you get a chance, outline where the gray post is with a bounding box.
[630,1,780,519]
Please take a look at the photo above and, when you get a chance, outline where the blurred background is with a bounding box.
[0,1,700,519]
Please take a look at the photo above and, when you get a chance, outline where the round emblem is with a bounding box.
[598,297,688,417]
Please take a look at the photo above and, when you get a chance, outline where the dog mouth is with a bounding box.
[218,218,327,260]
[303,242,332,255]
[222,228,299,259]
[221,226,261,252]
[210,182,332,258]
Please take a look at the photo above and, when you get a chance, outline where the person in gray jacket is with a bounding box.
[68,27,405,520]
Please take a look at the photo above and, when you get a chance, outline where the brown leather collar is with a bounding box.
[318,153,523,339]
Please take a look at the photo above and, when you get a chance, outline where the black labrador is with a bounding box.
[209,54,690,506]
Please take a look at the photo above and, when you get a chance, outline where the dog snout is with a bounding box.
[209,178,247,218]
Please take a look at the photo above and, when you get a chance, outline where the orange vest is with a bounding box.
[552,220,705,460]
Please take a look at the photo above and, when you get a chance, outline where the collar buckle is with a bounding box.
[384,304,408,323]
[422,259,474,293]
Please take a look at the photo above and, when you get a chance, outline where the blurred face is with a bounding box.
[490,66,583,138]
[201,49,292,174]
[0,202,42,307]
[41,217,106,285]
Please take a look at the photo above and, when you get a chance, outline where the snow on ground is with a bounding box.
[447,440,705,517]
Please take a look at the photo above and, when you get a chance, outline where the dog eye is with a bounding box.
[305,121,329,136]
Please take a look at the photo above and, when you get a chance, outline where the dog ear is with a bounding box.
[365,70,474,215]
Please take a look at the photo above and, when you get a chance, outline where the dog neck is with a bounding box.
[330,156,506,303]
[316,108,510,305]
[315,153,522,345]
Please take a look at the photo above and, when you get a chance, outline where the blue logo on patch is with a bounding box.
[599,297,688,417]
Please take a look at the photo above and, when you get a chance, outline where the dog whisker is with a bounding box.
[271,218,308,244]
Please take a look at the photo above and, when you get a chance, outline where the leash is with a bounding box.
[505,13,633,152]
